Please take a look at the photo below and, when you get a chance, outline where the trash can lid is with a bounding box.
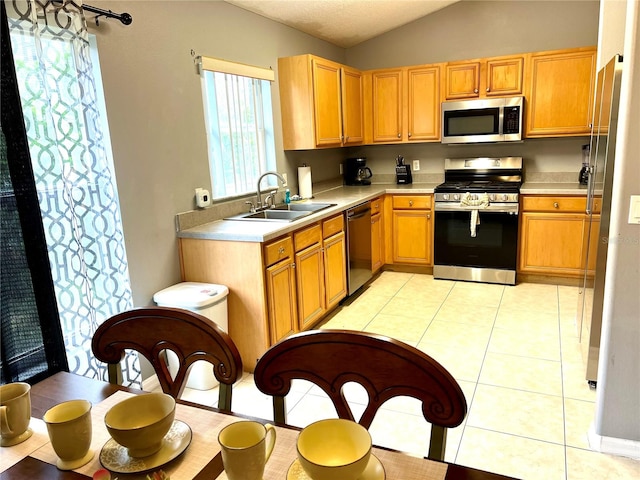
[153,282,229,309]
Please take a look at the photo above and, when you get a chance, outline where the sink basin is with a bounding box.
[273,202,336,213]
[224,203,337,223]
[224,209,311,222]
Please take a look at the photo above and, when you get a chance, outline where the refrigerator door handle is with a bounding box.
[586,165,595,215]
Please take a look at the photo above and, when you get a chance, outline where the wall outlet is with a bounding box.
[413,160,420,171]
[281,173,288,186]
[195,188,211,208]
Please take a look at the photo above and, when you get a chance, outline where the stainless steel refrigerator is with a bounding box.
[576,54,623,387]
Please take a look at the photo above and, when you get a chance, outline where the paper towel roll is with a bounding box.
[298,166,312,199]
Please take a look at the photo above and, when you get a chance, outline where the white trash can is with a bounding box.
[153,282,229,390]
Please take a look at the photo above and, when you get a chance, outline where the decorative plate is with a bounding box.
[99,420,192,474]
[287,454,385,480]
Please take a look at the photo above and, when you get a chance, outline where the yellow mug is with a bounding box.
[43,399,94,470]
[218,421,276,480]
[0,382,33,447]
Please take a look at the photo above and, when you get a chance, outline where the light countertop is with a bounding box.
[178,181,588,243]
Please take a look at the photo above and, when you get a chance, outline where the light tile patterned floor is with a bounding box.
[178,272,640,479]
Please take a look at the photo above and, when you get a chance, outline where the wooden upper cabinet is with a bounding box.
[312,59,343,146]
[525,47,597,137]
[445,61,481,99]
[278,54,363,150]
[485,56,524,96]
[341,66,364,145]
[367,65,441,143]
[407,65,440,141]
[444,55,523,100]
[371,68,403,142]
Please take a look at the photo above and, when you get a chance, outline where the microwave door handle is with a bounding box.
[498,106,504,138]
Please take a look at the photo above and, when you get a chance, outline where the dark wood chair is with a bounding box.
[254,329,467,461]
[91,306,243,412]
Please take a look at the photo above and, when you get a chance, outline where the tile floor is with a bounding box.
[177,272,640,479]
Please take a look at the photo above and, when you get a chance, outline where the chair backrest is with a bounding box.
[254,329,467,460]
[92,306,243,411]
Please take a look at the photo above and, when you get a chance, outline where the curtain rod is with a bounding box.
[52,1,132,25]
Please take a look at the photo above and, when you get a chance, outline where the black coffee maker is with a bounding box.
[344,157,372,186]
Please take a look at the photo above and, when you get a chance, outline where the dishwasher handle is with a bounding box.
[348,211,369,221]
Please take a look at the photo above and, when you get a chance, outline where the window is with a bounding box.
[199,57,277,200]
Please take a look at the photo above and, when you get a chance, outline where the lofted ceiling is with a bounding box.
[223,0,460,48]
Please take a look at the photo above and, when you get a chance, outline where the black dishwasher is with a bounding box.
[346,202,372,295]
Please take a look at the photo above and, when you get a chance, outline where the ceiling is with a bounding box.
[223,0,460,48]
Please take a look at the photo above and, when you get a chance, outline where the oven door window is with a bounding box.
[434,210,518,269]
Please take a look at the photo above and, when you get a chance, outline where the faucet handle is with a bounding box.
[245,201,256,213]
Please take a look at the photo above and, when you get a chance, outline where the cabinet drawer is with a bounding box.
[322,214,344,239]
[370,197,382,215]
[264,236,293,267]
[392,195,431,210]
[522,195,586,213]
[294,223,322,251]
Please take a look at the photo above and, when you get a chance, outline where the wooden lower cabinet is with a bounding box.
[518,195,601,277]
[295,242,326,330]
[324,231,347,309]
[265,258,297,344]
[391,195,432,265]
[371,197,384,272]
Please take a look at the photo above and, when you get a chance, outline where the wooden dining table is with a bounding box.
[0,372,517,480]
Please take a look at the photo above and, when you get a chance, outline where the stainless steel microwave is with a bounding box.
[441,96,524,144]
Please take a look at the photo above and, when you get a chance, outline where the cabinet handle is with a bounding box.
[553,202,559,209]
[409,200,413,206]
[291,262,295,269]
[474,88,479,93]
[427,213,431,219]
[408,132,412,138]
[486,87,490,92]
[397,133,401,138]
[278,247,285,254]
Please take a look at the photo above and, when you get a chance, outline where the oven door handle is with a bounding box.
[434,203,519,214]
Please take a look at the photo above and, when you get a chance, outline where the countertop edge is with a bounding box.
[178,182,589,242]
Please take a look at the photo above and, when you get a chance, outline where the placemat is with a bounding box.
[0,417,49,473]
[216,424,448,480]
[31,391,237,479]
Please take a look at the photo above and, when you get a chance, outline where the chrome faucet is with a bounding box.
[255,171,286,211]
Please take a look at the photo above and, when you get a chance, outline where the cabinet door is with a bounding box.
[265,260,297,344]
[371,212,383,272]
[341,66,364,145]
[525,48,596,137]
[371,69,403,142]
[323,232,347,309]
[312,59,343,146]
[295,244,326,330]
[392,210,432,265]
[407,65,440,141]
[485,56,523,96]
[519,212,586,275]
[445,62,480,100]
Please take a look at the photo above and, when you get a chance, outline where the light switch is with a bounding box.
[629,195,640,224]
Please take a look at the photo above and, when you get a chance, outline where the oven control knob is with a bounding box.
[442,194,450,201]
[489,194,496,202]
[501,194,509,201]
[453,194,460,201]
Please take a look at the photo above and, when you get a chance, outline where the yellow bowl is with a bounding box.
[296,419,372,480]
[104,393,175,457]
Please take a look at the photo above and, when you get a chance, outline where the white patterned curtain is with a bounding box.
[7,0,138,385]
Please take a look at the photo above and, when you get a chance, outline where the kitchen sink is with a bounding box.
[224,203,337,223]
[272,202,336,213]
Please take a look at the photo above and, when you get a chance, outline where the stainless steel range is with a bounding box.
[433,157,523,285]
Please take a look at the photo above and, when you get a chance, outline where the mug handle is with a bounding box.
[0,406,12,436]
[263,423,276,462]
